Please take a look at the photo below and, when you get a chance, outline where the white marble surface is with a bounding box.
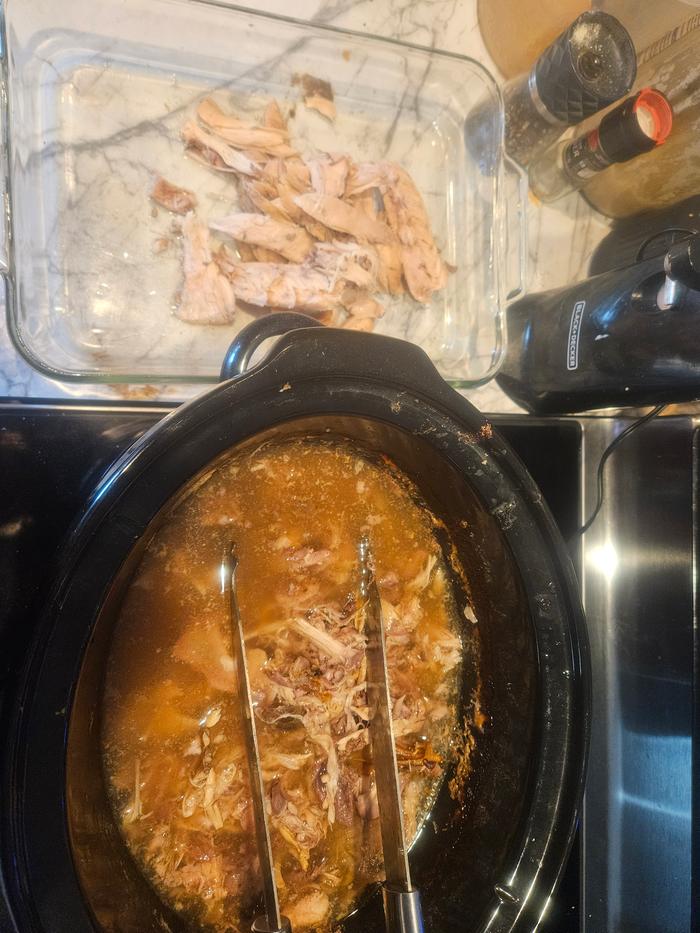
[0,0,611,411]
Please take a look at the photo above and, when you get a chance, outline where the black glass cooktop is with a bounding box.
[0,401,582,933]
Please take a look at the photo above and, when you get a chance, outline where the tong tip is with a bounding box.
[222,543,239,595]
[358,535,375,598]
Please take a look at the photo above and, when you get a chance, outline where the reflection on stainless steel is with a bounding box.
[580,415,693,933]
[382,887,425,933]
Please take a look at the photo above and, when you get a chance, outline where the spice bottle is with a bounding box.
[529,88,672,203]
[499,10,636,167]
[583,3,700,217]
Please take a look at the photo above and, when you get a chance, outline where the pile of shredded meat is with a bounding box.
[149,90,450,329]
[103,438,467,932]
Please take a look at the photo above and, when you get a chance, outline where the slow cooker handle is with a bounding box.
[220,313,323,380]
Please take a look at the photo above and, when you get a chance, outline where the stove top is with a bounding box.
[3,400,691,933]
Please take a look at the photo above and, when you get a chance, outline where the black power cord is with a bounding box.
[572,404,666,538]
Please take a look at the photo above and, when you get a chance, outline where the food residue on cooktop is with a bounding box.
[102,436,474,932]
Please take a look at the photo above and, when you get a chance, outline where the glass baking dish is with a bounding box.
[1,0,524,387]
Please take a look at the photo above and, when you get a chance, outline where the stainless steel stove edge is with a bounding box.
[578,414,694,933]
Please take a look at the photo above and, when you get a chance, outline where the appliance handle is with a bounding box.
[219,312,459,409]
[220,313,323,380]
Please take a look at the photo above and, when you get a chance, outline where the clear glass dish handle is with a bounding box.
[0,30,10,278]
[504,155,528,301]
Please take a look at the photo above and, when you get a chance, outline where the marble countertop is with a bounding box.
[0,0,611,411]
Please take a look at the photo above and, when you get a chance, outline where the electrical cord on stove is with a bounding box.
[573,404,666,538]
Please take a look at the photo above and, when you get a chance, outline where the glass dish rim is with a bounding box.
[2,0,510,388]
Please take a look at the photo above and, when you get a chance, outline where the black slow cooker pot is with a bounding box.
[2,314,589,933]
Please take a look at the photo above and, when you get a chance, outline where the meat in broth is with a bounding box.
[102,437,468,931]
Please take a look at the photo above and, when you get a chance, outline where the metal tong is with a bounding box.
[226,541,424,933]
[224,547,291,933]
[359,537,425,933]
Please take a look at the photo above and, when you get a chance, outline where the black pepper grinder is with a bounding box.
[497,11,637,168]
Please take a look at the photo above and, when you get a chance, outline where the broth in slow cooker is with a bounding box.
[102,437,470,931]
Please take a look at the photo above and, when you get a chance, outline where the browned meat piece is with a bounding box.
[306,154,350,198]
[197,98,298,158]
[234,241,256,262]
[349,188,378,216]
[237,168,329,240]
[216,249,343,314]
[234,240,286,263]
[348,161,448,302]
[294,193,395,244]
[264,99,287,130]
[342,316,374,332]
[264,157,311,193]
[176,214,236,325]
[349,187,382,223]
[238,176,333,244]
[293,73,336,121]
[270,780,287,815]
[345,295,384,320]
[375,243,405,295]
[345,190,403,294]
[354,773,379,820]
[307,97,336,121]
[278,188,334,242]
[151,236,171,255]
[334,769,356,826]
[251,245,287,263]
[181,120,259,176]
[237,178,289,220]
[380,164,448,302]
[210,213,314,263]
[150,176,197,214]
[309,241,380,290]
[218,239,381,320]
[273,798,326,869]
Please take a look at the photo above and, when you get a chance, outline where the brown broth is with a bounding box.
[102,437,467,931]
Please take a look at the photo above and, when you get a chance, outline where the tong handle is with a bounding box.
[382,885,424,933]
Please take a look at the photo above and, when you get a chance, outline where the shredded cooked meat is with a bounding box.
[307,154,349,197]
[293,193,395,245]
[103,438,468,932]
[293,73,337,122]
[264,99,288,131]
[210,213,314,264]
[197,98,298,158]
[150,176,197,214]
[176,214,236,325]
[214,243,382,321]
[181,120,260,176]
[150,90,451,330]
[347,162,448,302]
[215,249,346,314]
